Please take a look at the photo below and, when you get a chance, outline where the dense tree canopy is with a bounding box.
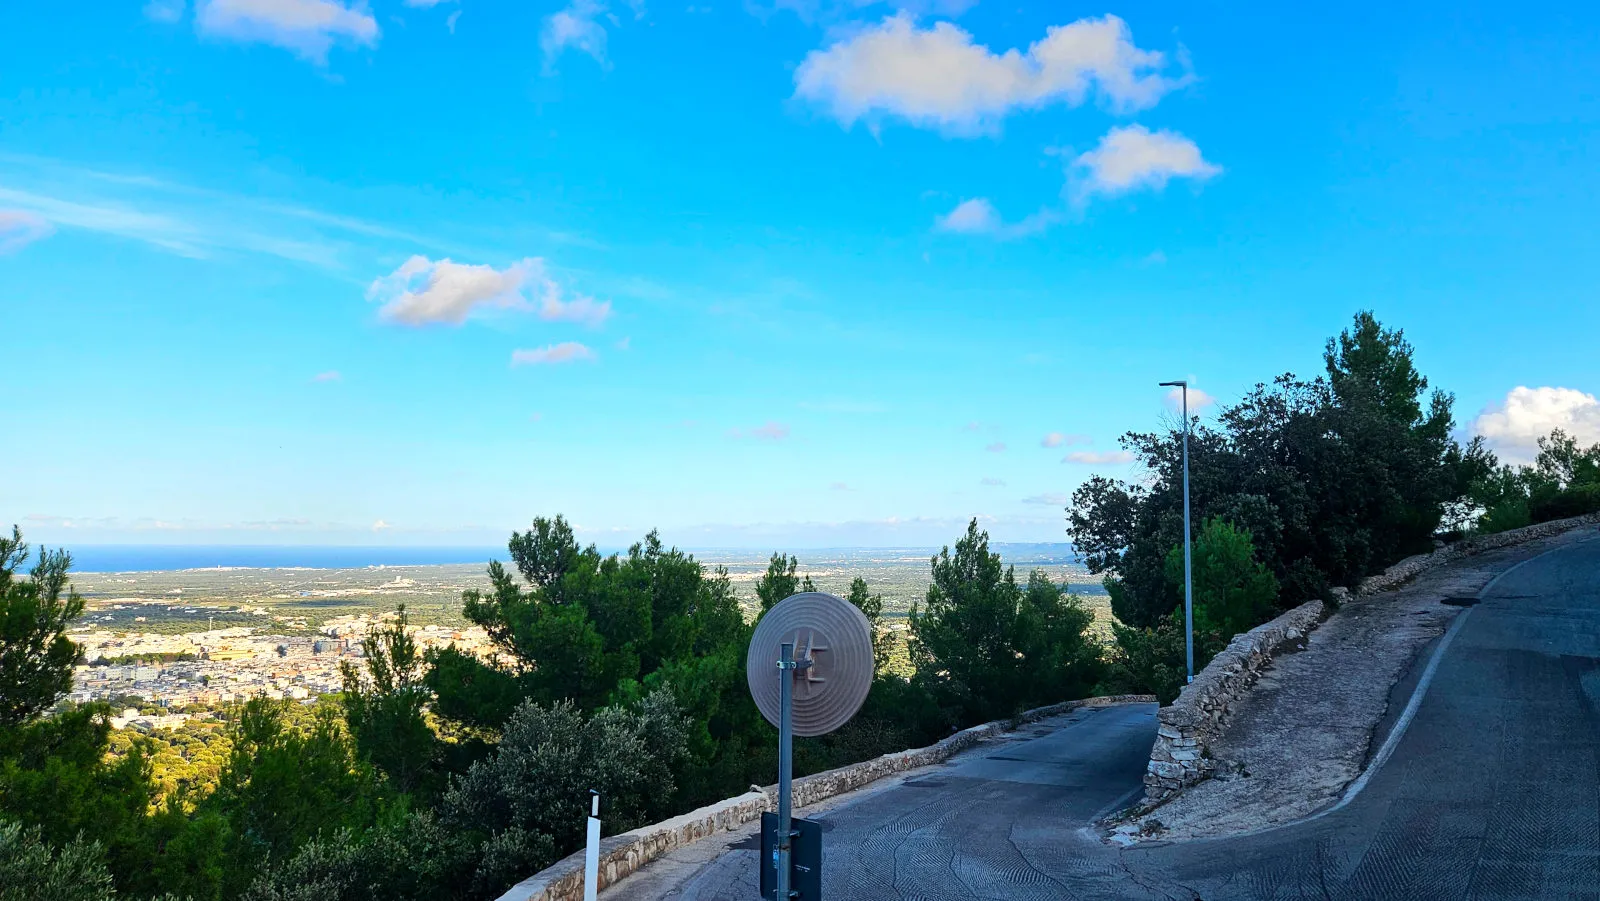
[1071,312,1493,630]
[910,520,1103,723]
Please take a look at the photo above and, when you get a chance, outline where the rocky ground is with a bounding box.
[1114,526,1600,842]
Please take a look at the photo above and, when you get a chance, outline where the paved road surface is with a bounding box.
[637,535,1599,900]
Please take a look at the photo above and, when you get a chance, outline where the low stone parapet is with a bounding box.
[496,694,1155,901]
[1143,600,1324,802]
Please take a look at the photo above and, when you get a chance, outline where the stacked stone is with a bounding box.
[1143,600,1325,802]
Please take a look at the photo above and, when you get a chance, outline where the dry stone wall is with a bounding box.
[1143,600,1324,802]
[496,694,1155,901]
[1142,511,1600,804]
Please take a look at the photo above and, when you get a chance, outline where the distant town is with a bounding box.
[69,613,496,729]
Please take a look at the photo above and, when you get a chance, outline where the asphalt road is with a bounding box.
[645,536,1600,900]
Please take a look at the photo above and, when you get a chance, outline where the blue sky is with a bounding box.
[3,0,1598,548]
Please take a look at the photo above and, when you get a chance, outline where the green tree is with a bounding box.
[207,698,385,897]
[1164,518,1280,641]
[1071,313,1492,629]
[910,520,1101,724]
[0,528,84,727]
[754,552,815,616]
[846,576,893,674]
[341,606,437,797]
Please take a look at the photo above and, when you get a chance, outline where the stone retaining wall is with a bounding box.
[1143,600,1324,802]
[1355,511,1600,596]
[495,694,1155,901]
[1142,510,1600,804]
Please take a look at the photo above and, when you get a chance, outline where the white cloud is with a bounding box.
[447,10,462,32]
[1073,125,1220,197]
[542,0,612,69]
[511,342,598,366]
[935,198,1058,238]
[311,370,342,382]
[0,209,53,253]
[371,519,392,532]
[829,481,852,491]
[936,198,999,232]
[961,421,981,432]
[729,421,792,441]
[368,256,611,327]
[196,0,379,63]
[1022,493,1072,505]
[1473,386,1600,462]
[1164,385,1215,412]
[1063,450,1133,465]
[985,441,1006,452]
[144,0,186,22]
[980,477,1005,486]
[404,0,453,6]
[1040,432,1091,448]
[794,14,1189,134]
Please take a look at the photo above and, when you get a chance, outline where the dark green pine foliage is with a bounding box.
[909,519,1102,724]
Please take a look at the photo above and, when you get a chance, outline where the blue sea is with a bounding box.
[66,545,506,573]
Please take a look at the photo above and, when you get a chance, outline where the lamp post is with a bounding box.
[1158,379,1194,684]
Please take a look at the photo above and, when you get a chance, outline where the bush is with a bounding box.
[1530,483,1600,523]
[439,689,690,896]
[1164,518,1280,642]
[0,820,115,901]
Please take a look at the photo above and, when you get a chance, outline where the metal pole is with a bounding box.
[776,642,795,901]
[584,790,600,901]
[1182,384,1194,684]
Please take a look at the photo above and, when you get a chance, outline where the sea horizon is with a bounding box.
[58,541,1081,574]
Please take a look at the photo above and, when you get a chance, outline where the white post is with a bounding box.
[584,790,601,901]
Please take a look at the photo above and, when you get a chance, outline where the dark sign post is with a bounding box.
[760,812,822,901]
[746,592,874,901]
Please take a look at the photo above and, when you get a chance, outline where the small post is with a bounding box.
[776,642,795,901]
[584,790,601,901]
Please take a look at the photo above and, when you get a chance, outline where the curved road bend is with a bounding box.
[640,537,1599,900]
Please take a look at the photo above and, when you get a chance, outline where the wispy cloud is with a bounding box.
[511,342,597,366]
[196,0,380,64]
[542,0,641,71]
[1022,493,1072,506]
[1040,432,1091,448]
[985,441,1006,453]
[143,0,186,23]
[311,370,342,382]
[1062,450,1132,465]
[0,174,389,268]
[368,256,611,327]
[0,209,53,253]
[729,421,792,441]
[935,198,1057,239]
[829,481,852,491]
[980,477,1005,487]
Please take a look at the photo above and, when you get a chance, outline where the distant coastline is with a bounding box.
[64,542,1082,574]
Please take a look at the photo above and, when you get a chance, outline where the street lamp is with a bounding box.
[1158,379,1194,685]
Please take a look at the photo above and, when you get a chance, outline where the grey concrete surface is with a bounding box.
[624,533,1600,900]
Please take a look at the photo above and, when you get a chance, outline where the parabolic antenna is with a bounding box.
[746,591,874,737]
